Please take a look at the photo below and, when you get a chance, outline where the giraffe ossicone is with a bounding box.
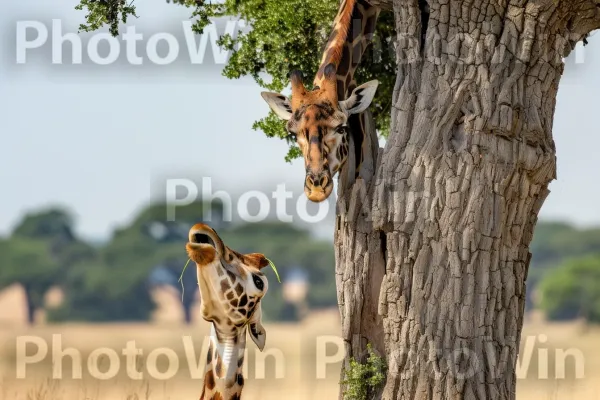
[260,0,382,203]
[186,223,270,400]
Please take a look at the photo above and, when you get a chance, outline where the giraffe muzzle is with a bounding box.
[187,224,227,266]
[305,172,333,202]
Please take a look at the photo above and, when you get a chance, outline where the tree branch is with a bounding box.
[564,0,600,51]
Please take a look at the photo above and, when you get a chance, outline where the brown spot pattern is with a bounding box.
[204,371,215,390]
[215,357,224,378]
[234,283,243,296]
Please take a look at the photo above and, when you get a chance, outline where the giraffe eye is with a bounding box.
[336,125,347,134]
[252,274,264,291]
[287,131,297,141]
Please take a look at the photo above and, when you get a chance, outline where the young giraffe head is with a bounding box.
[261,64,378,202]
[186,223,269,400]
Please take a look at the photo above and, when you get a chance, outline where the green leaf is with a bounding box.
[266,258,282,283]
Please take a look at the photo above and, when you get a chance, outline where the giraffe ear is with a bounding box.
[245,253,269,269]
[339,80,379,115]
[261,92,293,120]
[248,305,266,351]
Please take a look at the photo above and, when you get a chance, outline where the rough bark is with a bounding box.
[335,1,600,399]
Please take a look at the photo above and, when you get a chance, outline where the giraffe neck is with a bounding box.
[314,0,380,177]
[200,324,246,400]
[314,0,380,98]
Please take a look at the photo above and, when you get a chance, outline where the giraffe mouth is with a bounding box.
[191,232,215,247]
[187,233,222,267]
[305,184,333,202]
[186,242,217,267]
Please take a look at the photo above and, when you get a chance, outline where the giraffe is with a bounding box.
[261,0,381,202]
[186,223,270,400]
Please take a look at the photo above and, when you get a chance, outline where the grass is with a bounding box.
[0,287,599,399]
[0,315,343,399]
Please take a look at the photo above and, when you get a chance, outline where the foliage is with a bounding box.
[531,222,600,267]
[5,207,600,324]
[0,238,61,293]
[49,201,218,322]
[0,209,96,323]
[74,0,397,162]
[75,0,138,37]
[340,343,386,400]
[12,207,75,241]
[539,255,600,323]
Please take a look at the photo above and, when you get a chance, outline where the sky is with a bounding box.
[1,0,599,241]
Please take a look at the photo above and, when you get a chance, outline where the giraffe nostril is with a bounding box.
[320,176,328,187]
[307,173,331,189]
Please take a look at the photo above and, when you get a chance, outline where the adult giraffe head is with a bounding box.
[186,223,269,400]
[261,64,378,202]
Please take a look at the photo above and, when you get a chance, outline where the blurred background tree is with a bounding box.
[0,238,61,324]
[5,202,600,326]
[0,208,95,324]
[48,201,223,323]
[528,222,600,313]
[0,202,337,324]
[539,256,600,323]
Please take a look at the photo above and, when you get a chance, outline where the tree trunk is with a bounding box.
[335,1,600,399]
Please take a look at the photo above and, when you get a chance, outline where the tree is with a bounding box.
[0,238,61,324]
[10,207,96,271]
[12,208,75,240]
[331,2,599,399]
[50,201,217,323]
[74,1,600,398]
[528,222,600,310]
[0,207,95,324]
[539,255,600,322]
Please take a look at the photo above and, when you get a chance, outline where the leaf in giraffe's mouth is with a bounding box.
[266,258,282,284]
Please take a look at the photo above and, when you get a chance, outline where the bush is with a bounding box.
[539,255,600,323]
[340,344,386,400]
